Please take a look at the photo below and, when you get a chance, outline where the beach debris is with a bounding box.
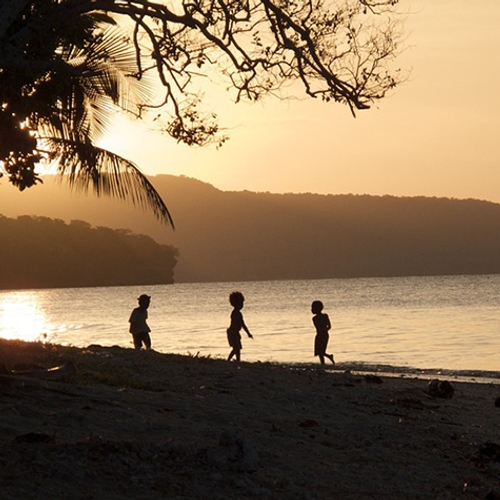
[11,362,45,371]
[10,360,77,381]
[428,379,454,399]
[207,429,259,472]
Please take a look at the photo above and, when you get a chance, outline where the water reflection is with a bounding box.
[1,276,500,372]
[0,292,52,342]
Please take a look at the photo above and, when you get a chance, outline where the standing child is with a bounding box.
[129,294,152,350]
[227,291,253,361]
[311,300,335,365]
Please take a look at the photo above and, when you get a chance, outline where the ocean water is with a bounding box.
[1,275,500,377]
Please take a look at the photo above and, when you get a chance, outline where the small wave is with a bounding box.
[351,363,500,384]
[285,360,500,384]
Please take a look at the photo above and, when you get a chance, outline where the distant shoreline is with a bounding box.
[2,269,500,291]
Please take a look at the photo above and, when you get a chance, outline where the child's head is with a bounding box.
[138,294,151,308]
[229,291,245,309]
[311,300,324,314]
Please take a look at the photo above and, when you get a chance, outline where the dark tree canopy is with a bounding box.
[0,0,403,224]
[0,214,178,289]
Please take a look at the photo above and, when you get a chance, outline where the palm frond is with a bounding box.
[46,137,174,227]
[42,27,156,145]
[73,27,154,112]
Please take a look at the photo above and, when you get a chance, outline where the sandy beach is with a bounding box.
[0,339,500,499]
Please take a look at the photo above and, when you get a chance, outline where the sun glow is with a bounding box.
[0,292,53,342]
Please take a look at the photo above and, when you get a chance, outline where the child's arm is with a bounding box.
[129,309,137,332]
[325,314,331,331]
[241,317,253,339]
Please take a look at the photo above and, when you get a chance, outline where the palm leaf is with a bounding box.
[61,26,155,142]
[46,136,174,227]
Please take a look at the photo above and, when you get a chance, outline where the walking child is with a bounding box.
[311,300,335,365]
[129,294,152,350]
[227,291,253,361]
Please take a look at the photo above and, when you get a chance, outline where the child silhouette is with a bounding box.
[227,291,253,361]
[129,294,152,350]
[311,300,335,365]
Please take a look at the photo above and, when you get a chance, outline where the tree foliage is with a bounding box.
[0,0,403,224]
[0,215,178,289]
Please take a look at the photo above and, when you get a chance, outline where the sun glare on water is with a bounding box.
[0,292,53,342]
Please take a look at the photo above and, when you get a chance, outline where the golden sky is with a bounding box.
[103,0,500,203]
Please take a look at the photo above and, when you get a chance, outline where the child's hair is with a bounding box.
[311,300,324,313]
[138,294,151,306]
[229,291,244,307]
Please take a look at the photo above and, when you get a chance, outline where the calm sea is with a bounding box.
[1,275,500,377]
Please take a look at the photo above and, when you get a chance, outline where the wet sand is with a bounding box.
[0,339,499,499]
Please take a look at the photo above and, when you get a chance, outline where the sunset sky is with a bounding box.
[103,0,500,204]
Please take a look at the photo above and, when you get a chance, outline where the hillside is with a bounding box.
[0,215,178,289]
[2,174,500,283]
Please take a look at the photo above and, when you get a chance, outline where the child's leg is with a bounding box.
[144,332,152,350]
[132,334,142,350]
[228,349,235,361]
[318,354,325,364]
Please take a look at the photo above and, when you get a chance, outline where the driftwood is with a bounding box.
[5,360,76,381]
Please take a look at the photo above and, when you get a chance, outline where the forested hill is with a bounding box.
[2,174,500,283]
[0,216,178,290]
